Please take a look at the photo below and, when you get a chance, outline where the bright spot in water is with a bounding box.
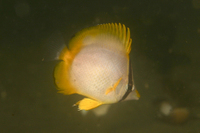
[160,102,172,116]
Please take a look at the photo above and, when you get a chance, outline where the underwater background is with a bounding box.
[1,0,200,132]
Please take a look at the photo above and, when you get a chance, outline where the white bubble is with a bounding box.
[92,104,111,117]
[160,102,172,116]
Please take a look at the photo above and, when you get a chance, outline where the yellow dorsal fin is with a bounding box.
[75,98,103,110]
[67,23,132,55]
[96,23,132,54]
[105,77,122,95]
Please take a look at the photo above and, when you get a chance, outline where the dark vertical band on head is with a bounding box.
[119,58,133,102]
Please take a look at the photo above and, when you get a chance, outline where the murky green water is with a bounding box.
[1,0,200,132]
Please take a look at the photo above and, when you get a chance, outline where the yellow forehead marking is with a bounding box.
[105,77,122,95]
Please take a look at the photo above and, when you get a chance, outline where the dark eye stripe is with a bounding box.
[119,58,133,102]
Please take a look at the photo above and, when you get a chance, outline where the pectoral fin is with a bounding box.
[75,98,103,110]
[105,77,122,95]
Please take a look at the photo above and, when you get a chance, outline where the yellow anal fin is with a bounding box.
[75,98,102,110]
[105,77,122,95]
[54,60,77,95]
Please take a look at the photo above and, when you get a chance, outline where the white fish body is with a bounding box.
[54,23,140,110]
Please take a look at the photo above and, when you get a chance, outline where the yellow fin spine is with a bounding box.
[122,24,126,45]
[97,23,132,54]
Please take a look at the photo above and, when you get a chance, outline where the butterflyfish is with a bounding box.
[54,23,140,111]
